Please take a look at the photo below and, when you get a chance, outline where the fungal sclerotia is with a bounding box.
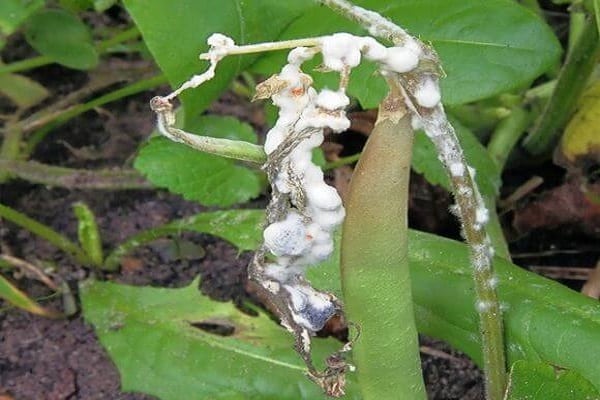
[150,17,502,395]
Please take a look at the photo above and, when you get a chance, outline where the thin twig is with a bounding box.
[0,254,59,291]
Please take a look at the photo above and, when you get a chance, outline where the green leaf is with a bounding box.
[93,0,117,12]
[0,73,48,109]
[73,202,104,267]
[306,230,600,392]
[122,0,311,125]
[25,9,99,70]
[59,0,94,13]
[80,279,361,400]
[134,115,262,206]
[87,224,600,396]
[412,117,501,197]
[252,0,561,107]
[104,209,264,269]
[0,274,60,317]
[505,360,600,399]
[0,0,43,36]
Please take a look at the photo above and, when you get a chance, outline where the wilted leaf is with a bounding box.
[0,274,60,318]
[559,81,600,169]
[25,9,98,70]
[0,73,48,109]
[505,360,599,399]
[80,279,361,400]
[252,0,561,107]
[134,115,262,206]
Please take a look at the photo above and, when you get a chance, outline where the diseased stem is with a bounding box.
[318,1,507,398]
[524,12,600,155]
[150,97,266,164]
[341,84,426,399]
[0,203,91,265]
[0,160,152,190]
[419,107,506,399]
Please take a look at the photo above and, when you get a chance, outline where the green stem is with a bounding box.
[524,13,600,155]
[0,27,140,76]
[24,74,167,155]
[0,160,152,189]
[0,124,23,183]
[487,107,532,170]
[0,56,53,75]
[96,27,140,53]
[323,152,361,170]
[151,97,267,164]
[0,203,90,265]
[104,221,192,270]
[341,84,426,400]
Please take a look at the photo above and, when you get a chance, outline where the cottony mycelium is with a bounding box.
[151,29,485,397]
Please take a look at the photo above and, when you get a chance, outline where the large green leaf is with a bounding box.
[25,9,99,70]
[122,0,311,124]
[90,204,600,395]
[0,0,43,36]
[308,231,600,392]
[252,0,561,107]
[505,360,599,399]
[134,115,262,206]
[81,279,361,400]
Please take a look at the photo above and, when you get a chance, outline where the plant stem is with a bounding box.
[24,74,167,154]
[0,160,152,189]
[0,124,23,183]
[150,97,266,164]
[319,1,507,397]
[487,107,531,170]
[524,12,600,155]
[0,56,53,75]
[341,83,426,400]
[0,203,90,265]
[323,152,361,170]
[0,27,141,76]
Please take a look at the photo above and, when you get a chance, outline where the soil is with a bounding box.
[1,4,597,399]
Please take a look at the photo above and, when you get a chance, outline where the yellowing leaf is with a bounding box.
[560,81,600,166]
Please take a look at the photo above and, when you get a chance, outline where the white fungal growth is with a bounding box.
[382,44,420,73]
[476,300,491,312]
[475,207,490,226]
[316,89,350,110]
[449,162,465,177]
[414,78,441,108]
[321,33,363,71]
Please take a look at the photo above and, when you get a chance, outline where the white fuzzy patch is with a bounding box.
[383,45,420,73]
[449,162,465,177]
[414,78,441,108]
[321,33,362,71]
[316,89,350,110]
